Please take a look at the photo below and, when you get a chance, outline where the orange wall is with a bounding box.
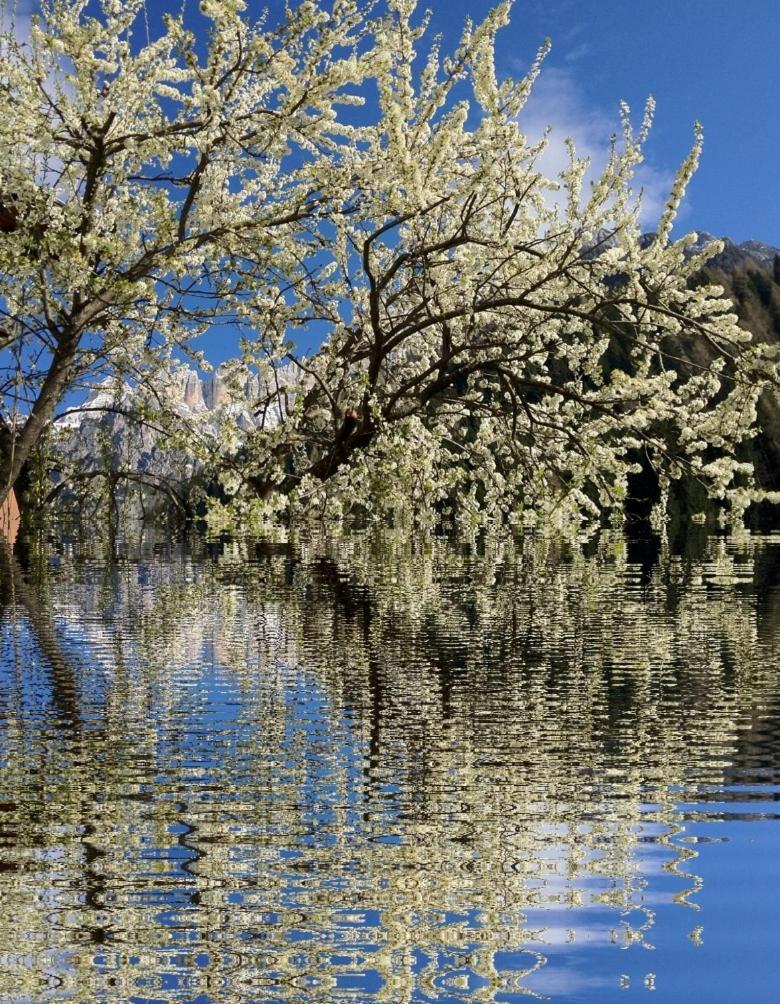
[0,488,20,548]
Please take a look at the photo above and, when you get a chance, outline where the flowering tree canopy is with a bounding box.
[0,0,372,501]
[1,0,778,527]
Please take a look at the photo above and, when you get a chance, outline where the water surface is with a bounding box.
[1,529,779,1002]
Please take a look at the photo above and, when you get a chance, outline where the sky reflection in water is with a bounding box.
[0,528,779,1002]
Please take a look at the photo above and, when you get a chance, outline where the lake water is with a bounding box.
[0,527,779,1003]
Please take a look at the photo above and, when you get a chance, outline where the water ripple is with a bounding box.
[1,529,779,1001]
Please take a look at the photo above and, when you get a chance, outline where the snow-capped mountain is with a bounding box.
[51,364,299,506]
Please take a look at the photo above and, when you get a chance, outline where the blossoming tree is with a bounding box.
[229,0,780,527]
[1,0,777,527]
[0,0,372,504]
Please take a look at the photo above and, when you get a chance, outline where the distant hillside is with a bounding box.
[691,236,780,495]
[694,238,780,343]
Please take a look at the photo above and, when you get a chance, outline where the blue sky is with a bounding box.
[455,0,780,245]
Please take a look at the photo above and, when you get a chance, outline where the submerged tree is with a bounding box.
[1,0,778,527]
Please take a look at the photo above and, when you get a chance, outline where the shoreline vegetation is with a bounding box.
[1,1,780,536]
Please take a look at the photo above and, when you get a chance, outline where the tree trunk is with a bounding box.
[0,332,79,506]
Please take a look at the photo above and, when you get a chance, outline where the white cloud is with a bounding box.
[563,42,590,64]
[0,0,38,42]
[517,66,680,229]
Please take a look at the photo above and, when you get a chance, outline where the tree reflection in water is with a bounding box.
[0,528,779,1001]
